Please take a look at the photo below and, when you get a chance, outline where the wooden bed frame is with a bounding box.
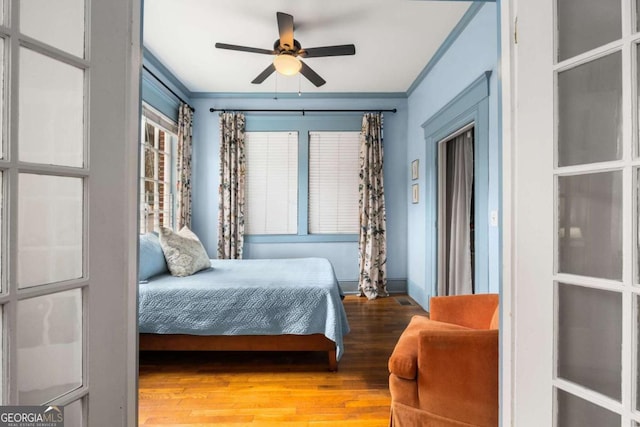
[139,333,338,371]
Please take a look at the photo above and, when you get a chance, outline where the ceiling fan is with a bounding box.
[215,12,356,87]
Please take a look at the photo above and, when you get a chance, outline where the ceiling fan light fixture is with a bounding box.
[215,12,353,87]
[273,54,301,76]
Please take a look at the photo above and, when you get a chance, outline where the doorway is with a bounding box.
[437,125,475,296]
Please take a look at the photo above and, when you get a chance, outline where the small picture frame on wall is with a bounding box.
[411,159,419,180]
[412,184,419,204]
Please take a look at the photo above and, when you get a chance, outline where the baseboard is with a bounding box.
[340,279,407,295]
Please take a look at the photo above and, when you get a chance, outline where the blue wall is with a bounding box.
[142,48,192,121]
[190,95,408,284]
[406,3,499,308]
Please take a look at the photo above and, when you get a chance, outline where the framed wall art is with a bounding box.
[411,159,419,180]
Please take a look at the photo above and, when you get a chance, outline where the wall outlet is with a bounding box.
[490,210,499,227]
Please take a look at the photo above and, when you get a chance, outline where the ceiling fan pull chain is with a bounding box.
[274,72,278,100]
[298,74,302,97]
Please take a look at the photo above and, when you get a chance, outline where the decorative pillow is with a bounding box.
[158,226,211,277]
[138,232,169,281]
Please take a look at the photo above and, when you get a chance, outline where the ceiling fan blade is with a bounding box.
[276,12,295,50]
[215,43,275,55]
[299,60,326,87]
[251,64,276,84]
[299,44,356,58]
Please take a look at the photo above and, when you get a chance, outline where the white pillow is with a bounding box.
[158,226,211,277]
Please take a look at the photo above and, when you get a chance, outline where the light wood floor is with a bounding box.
[138,294,428,426]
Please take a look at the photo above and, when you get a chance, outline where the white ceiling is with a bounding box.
[143,0,471,94]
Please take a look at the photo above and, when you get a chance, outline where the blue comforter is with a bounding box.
[138,257,350,359]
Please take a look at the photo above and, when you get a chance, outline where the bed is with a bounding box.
[138,256,350,371]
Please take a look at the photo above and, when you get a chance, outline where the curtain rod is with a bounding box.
[209,108,396,114]
[142,65,195,112]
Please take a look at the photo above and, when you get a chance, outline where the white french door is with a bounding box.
[0,0,140,425]
[510,0,640,425]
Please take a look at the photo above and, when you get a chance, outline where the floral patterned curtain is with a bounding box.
[217,112,246,259]
[176,103,193,229]
[358,113,389,299]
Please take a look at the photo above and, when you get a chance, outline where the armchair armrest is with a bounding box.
[430,294,499,329]
[388,316,471,380]
[417,329,499,426]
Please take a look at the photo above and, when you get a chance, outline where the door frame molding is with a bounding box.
[422,71,492,308]
[498,0,515,424]
[126,1,142,424]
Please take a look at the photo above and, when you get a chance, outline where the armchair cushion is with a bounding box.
[430,294,499,329]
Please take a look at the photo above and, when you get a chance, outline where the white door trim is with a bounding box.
[499,0,516,425]
[507,0,557,420]
[87,0,140,424]
[125,2,142,425]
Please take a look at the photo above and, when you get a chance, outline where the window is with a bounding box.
[308,131,360,234]
[140,105,177,233]
[243,128,361,239]
[245,131,298,234]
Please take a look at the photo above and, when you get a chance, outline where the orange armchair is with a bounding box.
[388,294,499,427]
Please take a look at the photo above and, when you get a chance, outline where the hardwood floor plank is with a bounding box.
[139,294,427,425]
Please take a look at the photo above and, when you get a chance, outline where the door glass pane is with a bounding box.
[558,171,622,280]
[19,48,84,167]
[636,45,640,158]
[18,174,83,288]
[64,399,83,427]
[557,283,622,400]
[637,169,640,283]
[20,0,85,58]
[556,389,621,426]
[0,306,3,402]
[0,39,4,160]
[0,172,3,289]
[17,289,82,404]
[556,0,621,61]
[638,295,640,410]
[558,52,622,167]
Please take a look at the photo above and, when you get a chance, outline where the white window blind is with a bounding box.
[142,103,178,134]
[308,131,361,234]
[245,131,298,234]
